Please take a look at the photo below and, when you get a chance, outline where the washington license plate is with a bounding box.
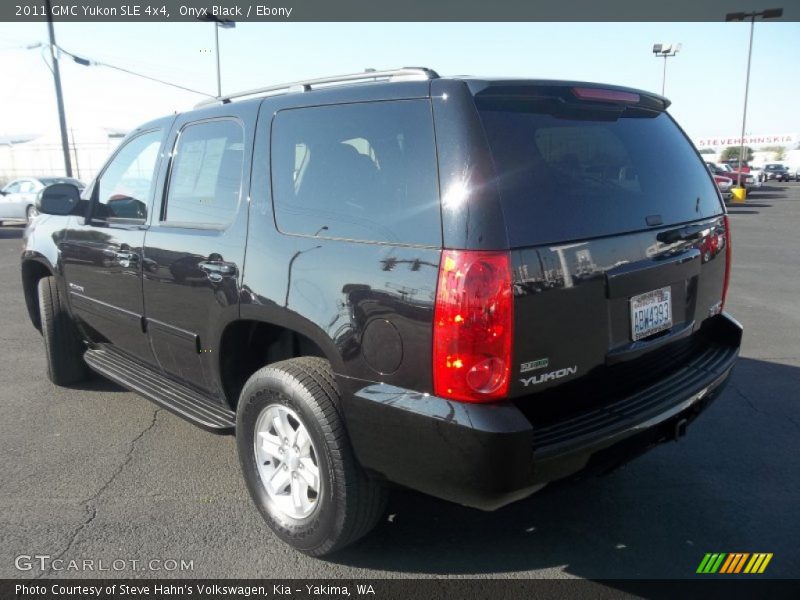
[630,287,672,341]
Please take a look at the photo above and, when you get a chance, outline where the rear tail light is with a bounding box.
[721,215,732,310]
[433,250,513,402]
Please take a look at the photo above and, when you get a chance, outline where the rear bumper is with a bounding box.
[341,313,742,510]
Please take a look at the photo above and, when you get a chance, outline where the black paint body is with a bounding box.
[21,76,741,510]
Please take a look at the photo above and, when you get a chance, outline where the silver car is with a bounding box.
[0,177,84,226]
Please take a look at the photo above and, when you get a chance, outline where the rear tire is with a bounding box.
[26,205,37,224]
[37,276,90,385]
[236,357,387,556]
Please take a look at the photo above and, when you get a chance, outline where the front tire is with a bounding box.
[236,357,386,556]
[37,276,90,385]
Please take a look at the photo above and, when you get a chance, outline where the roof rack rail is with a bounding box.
[195,67,439,108]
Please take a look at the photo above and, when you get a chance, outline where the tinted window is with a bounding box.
[165,119,244,226]
[271,100,441,246]
[96,130,162,221]
[477,97,722,246]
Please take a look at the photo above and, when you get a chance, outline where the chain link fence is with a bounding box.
[0,138,123,187]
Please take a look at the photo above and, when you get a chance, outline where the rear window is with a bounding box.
[477,96,722,246]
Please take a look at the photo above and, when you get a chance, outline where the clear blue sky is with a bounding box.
[0,21,798,142]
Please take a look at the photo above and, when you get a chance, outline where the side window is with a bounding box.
[19,181,36,194]
[164,119,244,227]
[4,182,21,194]
[271,100,441,246]
[96,130,162,222]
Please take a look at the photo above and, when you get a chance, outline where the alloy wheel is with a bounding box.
[253,404,321,520]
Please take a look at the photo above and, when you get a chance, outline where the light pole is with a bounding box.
[651,43,681,96]
[198,15,235,97]
[725,8,783,188]
[44,0,72,177]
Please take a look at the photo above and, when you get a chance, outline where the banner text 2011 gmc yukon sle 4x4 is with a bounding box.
[21,69,741,556]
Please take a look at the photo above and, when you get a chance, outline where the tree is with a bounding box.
[698,148,716,155]
[760,145,787,161]
[720,146,754,163]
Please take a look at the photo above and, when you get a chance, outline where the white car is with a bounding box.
[748,166,764,187]
[0,177,84,226]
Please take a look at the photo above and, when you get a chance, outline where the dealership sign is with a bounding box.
[695,133,797,149]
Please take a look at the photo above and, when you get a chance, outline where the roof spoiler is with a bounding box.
[471,80,670,111]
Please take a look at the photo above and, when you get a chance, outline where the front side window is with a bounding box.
[164,119,244,227]
[96,130,162,222]
[271,100,441,246]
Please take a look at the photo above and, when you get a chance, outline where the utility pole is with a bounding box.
[214,23,221,97]
[44,0,73,177]
[198,15,235,97]
[725,8,783,189]
[736,16,755,189]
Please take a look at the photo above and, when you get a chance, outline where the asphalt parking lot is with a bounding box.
[1,184,799,582]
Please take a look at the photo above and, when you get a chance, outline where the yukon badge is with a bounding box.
[520,366,578,387]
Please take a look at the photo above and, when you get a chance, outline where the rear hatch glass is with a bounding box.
[475,92,723,247]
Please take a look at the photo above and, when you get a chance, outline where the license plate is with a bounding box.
[630,287,672,341]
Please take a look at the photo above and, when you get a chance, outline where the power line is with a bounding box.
[56,45,215,98]
[0,41,45,52]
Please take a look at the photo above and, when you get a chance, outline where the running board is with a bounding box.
[84,347,236,433]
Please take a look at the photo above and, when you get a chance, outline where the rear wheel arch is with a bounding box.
[217,318,343,412]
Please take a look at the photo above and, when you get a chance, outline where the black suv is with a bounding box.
[21,68,741,556]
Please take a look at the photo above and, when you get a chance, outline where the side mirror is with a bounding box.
[36,183,81,216]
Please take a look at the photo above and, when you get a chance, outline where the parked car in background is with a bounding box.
[713,174,733,198]
[762,163,791,182]
[721,159,751,173]
[748,165,764,184]
[707,162,755,190]
[794,166,800,182]
[0,177,85,226]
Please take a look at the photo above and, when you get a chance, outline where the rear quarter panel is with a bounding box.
[241,85,443,393]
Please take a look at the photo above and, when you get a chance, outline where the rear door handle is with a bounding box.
[198,260,237,282]
[114,250,139,268]
[656,224,710,244]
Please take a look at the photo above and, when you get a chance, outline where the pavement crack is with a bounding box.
[89,408,161,502]
[35,408,161,578]
[732,382,800,432]
[732,382,762,415]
